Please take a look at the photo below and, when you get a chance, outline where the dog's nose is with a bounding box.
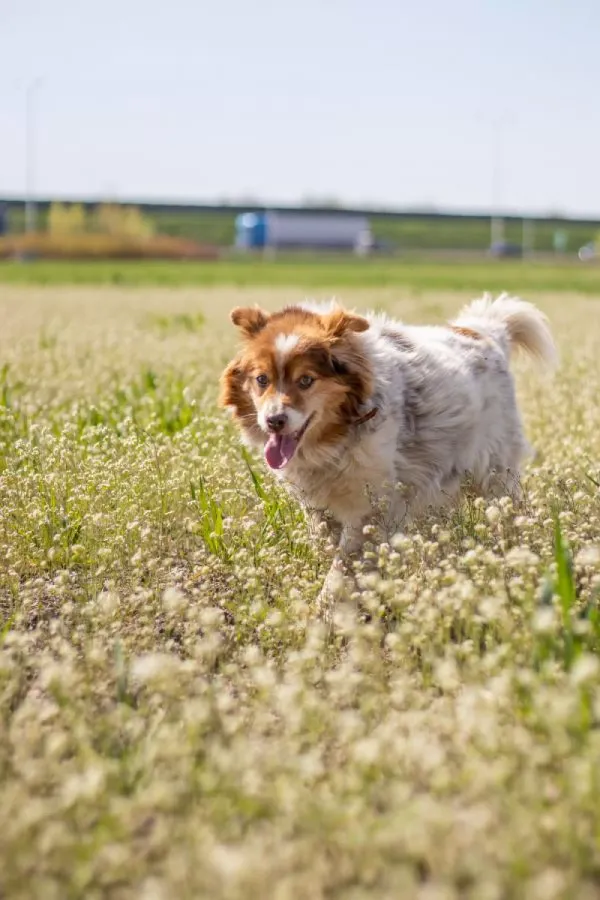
[266,413,287,433]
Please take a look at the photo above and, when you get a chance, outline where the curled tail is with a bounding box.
[454,293,557,368]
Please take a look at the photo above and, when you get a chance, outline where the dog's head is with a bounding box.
[219,304,373,470]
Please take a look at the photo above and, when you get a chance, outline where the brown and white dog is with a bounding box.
[219,295,556,597]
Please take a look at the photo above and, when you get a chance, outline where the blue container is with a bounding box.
[235,212,267,249]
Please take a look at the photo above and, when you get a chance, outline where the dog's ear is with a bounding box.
[230,306,270,337]
[219,357,250,410]
[322,307,369,340]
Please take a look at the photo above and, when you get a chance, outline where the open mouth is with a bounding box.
[264,413,315,470]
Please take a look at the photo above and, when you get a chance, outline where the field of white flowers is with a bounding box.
[1,284,600,899]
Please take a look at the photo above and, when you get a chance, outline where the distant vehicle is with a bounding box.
[235,211,373,253]
[488,241,523,259]
[578,243,597,262]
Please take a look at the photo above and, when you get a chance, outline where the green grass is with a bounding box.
[1,256,600,293]
[370,215,597,253]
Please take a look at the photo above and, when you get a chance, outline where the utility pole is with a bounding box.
[490,116,506,247]
[25,79,42,233]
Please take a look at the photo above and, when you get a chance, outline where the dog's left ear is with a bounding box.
[322,308,370,339]
[230,306,270,337]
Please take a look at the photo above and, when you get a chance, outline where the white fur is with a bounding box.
[299,298,552,544]
[258,396,306,434]
[274,332,300,371]
[243,295,556,595]
[455,293,557,366]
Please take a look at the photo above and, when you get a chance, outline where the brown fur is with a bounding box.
[219,305,373,448]
[448,325,484,341]
[320,308,370,338]
[218,357,263,439]
[230,306,270,336]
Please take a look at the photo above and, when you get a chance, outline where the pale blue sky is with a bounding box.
[1,0,598,215]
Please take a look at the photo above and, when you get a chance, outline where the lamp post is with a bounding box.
[25,78,42,233]
[490,116,505,247]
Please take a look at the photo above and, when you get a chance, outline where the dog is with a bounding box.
[219,295,556,598]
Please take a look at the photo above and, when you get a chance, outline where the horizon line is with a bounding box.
[1,194,599,225]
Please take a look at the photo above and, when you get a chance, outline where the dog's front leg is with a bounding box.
[303,505,342,549]
[338,520,367,557]
[316,519,366,616]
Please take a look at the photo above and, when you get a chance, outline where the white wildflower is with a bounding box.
[570,654,600,686]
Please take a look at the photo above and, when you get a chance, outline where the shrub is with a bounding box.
[47,202,87,236]
[92,203,155,238]
[0,232,220,260]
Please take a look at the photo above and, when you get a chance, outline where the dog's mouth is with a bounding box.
[264,413,315,470]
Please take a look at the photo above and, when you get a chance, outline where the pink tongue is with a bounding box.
[264,434,299,469]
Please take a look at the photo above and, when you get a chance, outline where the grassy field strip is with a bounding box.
[1,257,600,294]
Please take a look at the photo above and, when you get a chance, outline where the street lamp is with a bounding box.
[25,78,42,233]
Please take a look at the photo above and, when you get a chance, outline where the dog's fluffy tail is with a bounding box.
[454,293,557,368]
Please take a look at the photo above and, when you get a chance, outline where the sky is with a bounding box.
[0,0,599,216]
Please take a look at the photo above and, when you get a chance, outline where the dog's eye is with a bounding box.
[256,374,269,388]
[298,375,314,390]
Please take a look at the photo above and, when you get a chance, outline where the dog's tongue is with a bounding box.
[264,434,299,469]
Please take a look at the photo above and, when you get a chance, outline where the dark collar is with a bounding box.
[353,407,378,427]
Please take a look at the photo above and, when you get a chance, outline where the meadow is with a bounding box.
[2,256,600,294]
[1,262,600,898]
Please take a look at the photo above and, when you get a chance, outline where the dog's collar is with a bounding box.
[353,407,378,426]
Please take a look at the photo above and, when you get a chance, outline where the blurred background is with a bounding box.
[0,0,599,263]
